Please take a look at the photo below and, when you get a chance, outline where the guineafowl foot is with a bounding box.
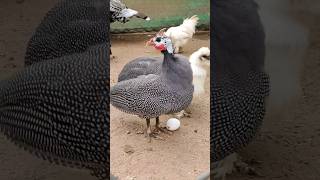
[234,157,263,177]
[154,126,172,135]
[174,47,180,54]
[154,117,172,135]
[212,153,238,180]
[173,110,192,119]
[110,55,117,61]
[178,47,184,53]
[211,153,263,180]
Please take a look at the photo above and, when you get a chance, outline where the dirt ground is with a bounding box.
[110,33,210,180]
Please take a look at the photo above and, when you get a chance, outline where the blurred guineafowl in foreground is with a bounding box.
[110,31,194,142]
[24,0,150,65]
[1,0,111,179]
[25,0,110,66]
[198,0,270,179]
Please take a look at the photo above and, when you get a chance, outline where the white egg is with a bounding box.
[166,118,181,131]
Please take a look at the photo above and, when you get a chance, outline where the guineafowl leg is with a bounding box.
[145,118,152,142]
[110,44,116,60]
[154,117,171,135]
[155,117,165,132]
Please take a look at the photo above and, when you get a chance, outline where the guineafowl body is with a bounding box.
[0,0,110,179]
[117,53,192,82]
[111,51,194,118]
[209,0,270,178]
[117,46,210,94]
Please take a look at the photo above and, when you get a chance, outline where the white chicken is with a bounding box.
[164,15,199,53]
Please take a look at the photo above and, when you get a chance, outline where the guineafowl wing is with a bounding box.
[118,57,162,82]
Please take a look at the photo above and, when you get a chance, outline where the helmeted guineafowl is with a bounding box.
[198,0,270,179]
[116,43,210,119]
[117,30,209,96]
[0,0,112,180]
[110,31,194,142]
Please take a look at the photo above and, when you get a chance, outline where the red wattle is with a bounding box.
[155,44,166,51]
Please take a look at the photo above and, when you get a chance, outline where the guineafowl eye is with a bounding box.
[155,37,161,42]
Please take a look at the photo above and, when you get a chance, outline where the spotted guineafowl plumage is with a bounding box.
[24,0,109,66]
[118,55,185,82]
[117,47,210,95]
[110,34,194,141]
[206,0,270,179]
[0,0,111,180]
[0,43,110,179]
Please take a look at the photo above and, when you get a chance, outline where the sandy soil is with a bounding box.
[110,33,210,180]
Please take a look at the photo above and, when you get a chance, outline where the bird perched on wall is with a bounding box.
[110,0,150,58]
[164,15,199,53]
[110,30,194,142]
[198,0,270,179]
[110,0,151,23]
[1,0,111,180]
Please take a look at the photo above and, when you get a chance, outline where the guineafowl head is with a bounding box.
[146,28,174,54]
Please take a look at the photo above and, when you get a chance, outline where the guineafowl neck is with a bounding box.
[161,51,192,88]
[162,51,176,71]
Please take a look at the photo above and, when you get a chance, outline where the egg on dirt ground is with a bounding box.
[166,118,181,131]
